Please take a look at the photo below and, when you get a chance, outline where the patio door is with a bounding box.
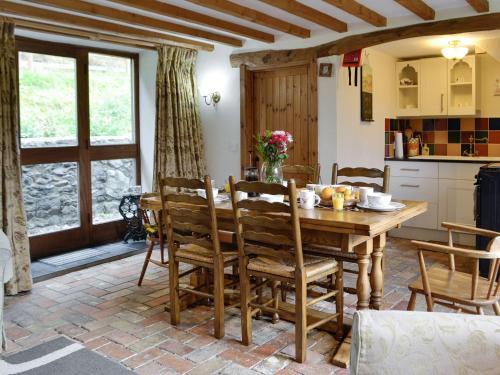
[17,38,140,259]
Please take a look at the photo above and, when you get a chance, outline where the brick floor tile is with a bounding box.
[5,325,32,340]
[123,347,164,369]
[75,325,114,343]
[219,363,262,375]
[134,360,172,375]
[85,337,111,350]
[219,348,262,368]
[159,339,194,356]
[186,357,228,375]
[97,342,135,361]
[155,352,196,373]
[105,330,139,346]
[253,354,291,375]
[185,340,229,363]
[128,333,169,352]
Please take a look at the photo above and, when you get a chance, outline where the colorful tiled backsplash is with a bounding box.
[385,118,500,158]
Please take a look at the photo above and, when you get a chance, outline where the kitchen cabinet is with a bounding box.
[438,179,475,226]
[396,60,420,117]
[448,55,477,116]
[420,57,447,116]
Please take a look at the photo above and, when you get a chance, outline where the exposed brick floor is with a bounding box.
[3,237,488,374]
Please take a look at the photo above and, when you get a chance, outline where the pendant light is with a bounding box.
[441,40,469,60]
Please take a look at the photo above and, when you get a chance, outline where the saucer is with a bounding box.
[357,201,406,212]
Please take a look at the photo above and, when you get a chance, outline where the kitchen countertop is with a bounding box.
[385,156,500,163]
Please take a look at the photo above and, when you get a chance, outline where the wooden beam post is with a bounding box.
[466,0,489,13]
[394,0,435,20]
[322,0,387,27]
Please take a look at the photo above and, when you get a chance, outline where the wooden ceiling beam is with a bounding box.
[230,13,500,68]
[14,18,158,50]
[111,0,275,43]
[259,0,347,33]
[186,0,310,38]
[322,0,387,27]
[466,0,489,13]
[0,1,214,51]
[28,0,242,46]
[394,0,435,20]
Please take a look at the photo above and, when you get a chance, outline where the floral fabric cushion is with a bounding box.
[350,310,500,375]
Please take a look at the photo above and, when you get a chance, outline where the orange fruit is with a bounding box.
[321,187,334,200]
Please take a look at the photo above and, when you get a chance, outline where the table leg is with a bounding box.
[370,233,386,310]
[354,239,373,311]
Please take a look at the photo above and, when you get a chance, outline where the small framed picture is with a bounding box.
[319,63,333,77]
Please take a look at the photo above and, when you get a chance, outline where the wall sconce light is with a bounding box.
[203,92,221,106]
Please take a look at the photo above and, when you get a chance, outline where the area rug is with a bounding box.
[0,337,135,375]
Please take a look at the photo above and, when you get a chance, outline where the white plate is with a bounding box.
[357,201,406,212]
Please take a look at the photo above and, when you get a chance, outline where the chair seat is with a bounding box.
[176,244,238,265]
[247,254,338,279]
[409,263,498,303]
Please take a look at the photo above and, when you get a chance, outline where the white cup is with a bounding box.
[196,188,219,199]
[260,194,284,203]
[359,187,374,203]
[306,183,318,191]
[234,191,248,202]
[299,189,320,209]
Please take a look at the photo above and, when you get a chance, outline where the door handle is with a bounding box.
[400,184,420,188]
[440,93,444,113]
[400,168,420,172]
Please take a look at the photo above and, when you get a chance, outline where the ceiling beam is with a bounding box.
[14,18,158,50]
[230,13,500,68]
[259,0,347,33]
[466,0,489,13]
[28,0,242,47]
[111,0,275,43]
[0,1,214,51]
[393,0,435,20]
[186,0,310,38]
[322,0,387,27]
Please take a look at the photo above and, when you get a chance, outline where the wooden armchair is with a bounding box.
[229,177,343,363]
[332,163,390,193]
[282,164,320,188]
[408,222,500,315]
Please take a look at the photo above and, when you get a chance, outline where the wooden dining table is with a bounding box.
[140,193,427,367]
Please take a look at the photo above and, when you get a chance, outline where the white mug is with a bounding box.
[234,191,248,202]
[299,189,320,209]
[359,187,374,203]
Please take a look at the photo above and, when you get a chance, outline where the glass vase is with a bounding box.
[260,161,283,184]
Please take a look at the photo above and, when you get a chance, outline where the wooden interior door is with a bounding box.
[240,62,317,175]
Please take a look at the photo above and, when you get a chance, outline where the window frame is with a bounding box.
[17,37,141,258]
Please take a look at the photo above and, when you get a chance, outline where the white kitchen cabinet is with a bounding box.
[396,60,420,116]
[420,57,447,116]
[438,179,475,226]
[448,55,477,116]
[386,160,438,178]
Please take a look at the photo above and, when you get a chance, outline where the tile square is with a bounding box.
[434,144,447,156]
[475,118,489,130]
[401,119,410,130]
[390,132,395,144]
[428,144,435,155]
[475,144,488,156]
[460,118,475,131]
[460,131,474,144]
[475,131,488,143]
[489,131,500,144]
[385,118,390,132]
[434,131,448,144]
[489,118,500,131]
[448,131,460,143]
[423,119,434,131]
[385,132,390,145]
[448,118,460,131]
[447,144,461,156]
[385,144,389,157]
[390,119,398,131]
[435,119,447,131]
[488,144,500,157]
[410,118,423,132]
[423,131,434,144]
[461,144,472,156]
[389,144,395,157]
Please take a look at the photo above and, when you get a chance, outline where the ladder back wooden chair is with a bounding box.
[408,222,500,315]
[282,164,320,188]
[138,192,168,286]
[159,175,239,339]
[331,163,390,193]
[229,176,343,363]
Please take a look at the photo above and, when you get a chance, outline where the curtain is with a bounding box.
[153,46,206,188]
[0,20,32,296]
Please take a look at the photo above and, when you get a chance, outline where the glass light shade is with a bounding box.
[441,41,469,60]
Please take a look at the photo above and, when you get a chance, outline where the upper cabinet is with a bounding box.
[448,55,477,116]
[396,60,420,117]
[396,55,478,117]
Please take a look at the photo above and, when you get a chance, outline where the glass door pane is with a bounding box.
[18,52,78,148]
[22,162,80,236]
[91,159,136,224]
[89,53,134,145]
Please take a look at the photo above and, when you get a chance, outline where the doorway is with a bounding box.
[240,62,318,175]
[17,38,140,259]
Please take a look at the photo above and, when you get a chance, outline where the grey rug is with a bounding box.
[0,337,135,375]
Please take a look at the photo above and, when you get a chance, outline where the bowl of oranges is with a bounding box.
[319,185,360,208]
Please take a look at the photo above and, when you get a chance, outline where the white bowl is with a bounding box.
[367,192,392,207]
[196,188,219,199]
[260,194,284,203]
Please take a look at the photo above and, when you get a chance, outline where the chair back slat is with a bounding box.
[159,174,220,256]
[229,176,304,271]
[487,237,500,298]
[282,164,320,188]
[332,163,390,193]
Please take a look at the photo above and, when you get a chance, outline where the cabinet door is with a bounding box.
[420,57,447,116]
[438,178,475,228]
[396,60,420,116]
[448,55,476,116]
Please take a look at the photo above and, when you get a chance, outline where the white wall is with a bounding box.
[138,50,158,192]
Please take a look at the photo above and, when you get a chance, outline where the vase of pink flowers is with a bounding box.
[255,130,293,184]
